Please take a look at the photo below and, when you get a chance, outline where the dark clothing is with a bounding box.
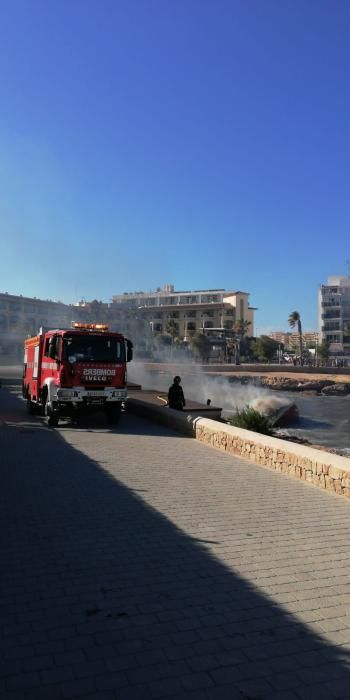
[168,383,186,410]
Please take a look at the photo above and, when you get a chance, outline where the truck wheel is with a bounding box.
[42,390,59,427]
[26,398,36,414]
[106,405,121,425]
[25,388,35,414]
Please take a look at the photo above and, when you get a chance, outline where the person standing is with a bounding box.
[167,376,186,410]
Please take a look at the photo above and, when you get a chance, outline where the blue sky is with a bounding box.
[1,0,349,333]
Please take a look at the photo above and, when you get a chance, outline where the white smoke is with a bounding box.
[129,361,293,416]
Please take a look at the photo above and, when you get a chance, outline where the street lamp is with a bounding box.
[184,314,188,342]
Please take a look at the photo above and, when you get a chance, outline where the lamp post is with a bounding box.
[148,321,154,353]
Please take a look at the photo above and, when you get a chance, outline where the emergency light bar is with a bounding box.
[71,322,109,331]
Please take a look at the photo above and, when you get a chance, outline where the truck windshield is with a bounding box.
[63,335,125,363]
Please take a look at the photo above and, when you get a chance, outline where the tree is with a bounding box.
[251,335,281,362]
[165,319,179,342]
[88,300,109,323]
[190,332,211,362]
[155,333,172,347]
[317,339,330,364]
[288,311,303,365]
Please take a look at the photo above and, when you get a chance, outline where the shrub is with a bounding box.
[228,406,273,435]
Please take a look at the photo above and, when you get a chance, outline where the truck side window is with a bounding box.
[55,337,62,361]
[44,338,50,357]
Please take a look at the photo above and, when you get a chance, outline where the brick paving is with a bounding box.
[1,382,350,699]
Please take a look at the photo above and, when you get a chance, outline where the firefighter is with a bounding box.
[167,375,186,411]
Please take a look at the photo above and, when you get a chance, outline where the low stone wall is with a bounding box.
[195,418,350,498]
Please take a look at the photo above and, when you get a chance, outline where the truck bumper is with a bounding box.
[56,387,127,404]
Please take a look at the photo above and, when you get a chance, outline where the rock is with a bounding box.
[321,383,350,396]
[259,377,335,393]
[271,403,299,427]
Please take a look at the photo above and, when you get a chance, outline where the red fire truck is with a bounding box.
[22,323,133,426]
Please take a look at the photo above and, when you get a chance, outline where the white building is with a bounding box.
[111,285,256,340]
[319,276,350,356]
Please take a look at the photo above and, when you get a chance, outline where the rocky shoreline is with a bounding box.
[275,432,350,458]
[229,375,350,396]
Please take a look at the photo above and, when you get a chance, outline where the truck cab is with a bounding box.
[23,323,133,426]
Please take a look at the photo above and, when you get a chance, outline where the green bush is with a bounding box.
[228,406,273,435]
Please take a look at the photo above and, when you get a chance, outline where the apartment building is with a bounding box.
[268,331,319,350]
[0,284,256,357]
[0,293,74,332]
[0,291,74,351]
[268,332,291,347]
[319,276,350,356]
[111,284,256,340]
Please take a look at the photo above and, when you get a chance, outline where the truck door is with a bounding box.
[33,345,40,379]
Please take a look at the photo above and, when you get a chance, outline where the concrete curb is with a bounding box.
[127,397,199,436]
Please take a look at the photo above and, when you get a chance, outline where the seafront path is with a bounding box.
[2,376,350,699]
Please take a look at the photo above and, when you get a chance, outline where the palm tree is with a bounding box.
[234,319,251,341]
[233,319,251,363]
[165,319,179,359]
[288,311,303,365]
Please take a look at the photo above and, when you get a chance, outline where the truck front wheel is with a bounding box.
[106,404,121,425]
[47,413,59,427]
[26,397,36,415]
[42,389,59,427]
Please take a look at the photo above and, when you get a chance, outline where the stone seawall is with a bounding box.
[195,418,350,499]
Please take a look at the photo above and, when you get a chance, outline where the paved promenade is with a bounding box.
[1,383,350,699]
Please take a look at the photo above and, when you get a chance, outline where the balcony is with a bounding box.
[321,312,340,320]
[322,325,341,332]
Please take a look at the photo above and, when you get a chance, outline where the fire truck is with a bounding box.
[22,323,133,426]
